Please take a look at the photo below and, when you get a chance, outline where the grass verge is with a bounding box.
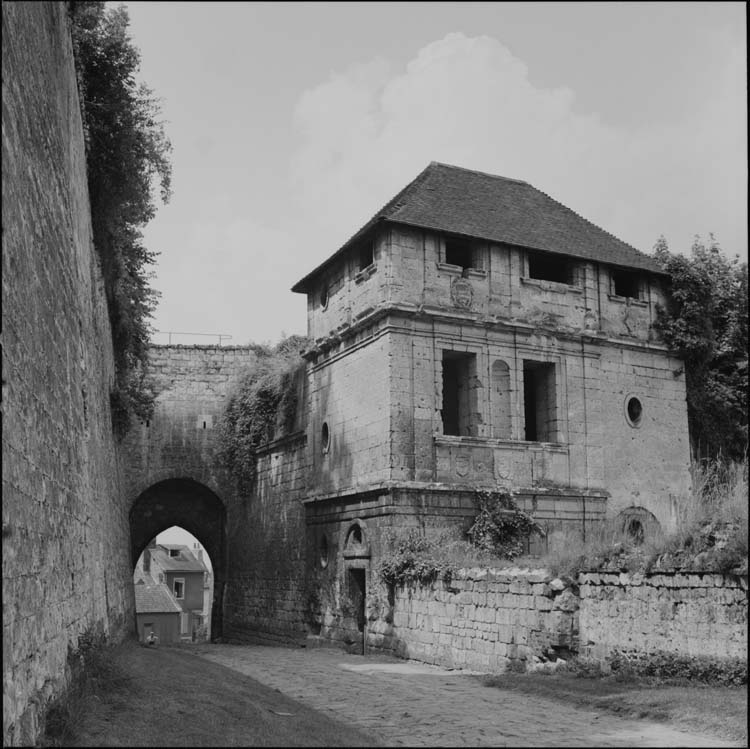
[482,671,748,743]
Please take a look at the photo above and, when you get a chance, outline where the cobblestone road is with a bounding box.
[189,643,740,747]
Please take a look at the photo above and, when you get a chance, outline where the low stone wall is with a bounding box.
[367,568,579,671]
[365,568,748,672]
[578,571,748,662]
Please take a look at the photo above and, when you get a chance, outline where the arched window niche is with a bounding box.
[491,359,512,439]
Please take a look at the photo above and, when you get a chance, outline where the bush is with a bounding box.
[467,490,545,560]
[607,650,747,686]
[378,529,457,587]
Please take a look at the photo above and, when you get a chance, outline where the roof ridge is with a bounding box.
[430,161,529,186]
[530,183,652,259]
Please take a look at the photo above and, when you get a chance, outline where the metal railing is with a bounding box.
[152,331,233,345]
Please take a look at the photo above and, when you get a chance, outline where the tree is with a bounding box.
[69,2,172,436]
[654,235,748,461]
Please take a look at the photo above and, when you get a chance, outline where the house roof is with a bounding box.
[134,580,182,614]
[150,544,206,573]
[291,162,664,293]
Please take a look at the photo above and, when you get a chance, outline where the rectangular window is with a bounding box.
[180,612,190,635]
[523,360,557,442]
[173,578,185,599]
[527,252,575,285]
[169,549,180,558]
[611,269,641,299]
[441,350,478,436]
[358,239,374,271]
[445,238,480,271]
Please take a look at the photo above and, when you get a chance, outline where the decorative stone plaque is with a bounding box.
[451,278,473,309]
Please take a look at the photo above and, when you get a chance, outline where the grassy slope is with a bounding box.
[47,639,378,747]
[483,672,748,744]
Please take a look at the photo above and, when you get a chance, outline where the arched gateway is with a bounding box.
[129,478,226,639]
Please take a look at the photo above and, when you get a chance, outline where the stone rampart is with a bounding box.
[2,3,133,744]
[578,571,748,661]
[366,568,748,672]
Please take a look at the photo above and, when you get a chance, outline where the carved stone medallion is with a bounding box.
[451,278,473,309]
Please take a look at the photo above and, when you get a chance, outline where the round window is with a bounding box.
[321,421,330,453]
[320,285,328,310]
[319,534,329,568]
[625,395,643,427]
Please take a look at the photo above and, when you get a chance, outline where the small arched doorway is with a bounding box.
[129,478,226,640]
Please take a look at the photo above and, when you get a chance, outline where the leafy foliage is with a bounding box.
[69,2,172,436]
[377,528,457,587]
[607,649,747,686]
[653,235,748,461]
[217,336,308,493]
[467,490,545,559]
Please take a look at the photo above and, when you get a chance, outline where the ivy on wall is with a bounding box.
[69,2,172,437]
[217,336,308,494]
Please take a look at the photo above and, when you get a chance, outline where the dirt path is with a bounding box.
[190,642,742,748]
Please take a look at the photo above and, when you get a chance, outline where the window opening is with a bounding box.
[169,549,180,558]
[491,360,512,439]
[528,252,574,284]
[358,239,374,271]
[319,534,329,568]
[320,284,328,309]
[612,269,641,299]
[523,360,557,442]
[441,351,478,436]
[321,422,330,453]
[445,238,477,271]
[625,396,643,427]
[173,579,184,599]
[627,518,645,545]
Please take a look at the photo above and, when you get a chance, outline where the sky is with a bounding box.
[121,1,747,347]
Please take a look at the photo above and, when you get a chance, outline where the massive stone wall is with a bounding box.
[2,3,133,744]
[364,568,748,671]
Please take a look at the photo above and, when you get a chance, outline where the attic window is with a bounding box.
[169,549,179,558]
[445,238,478,271]
[612,269,641,299]
[358,239,374,271]
[527,252,575,285]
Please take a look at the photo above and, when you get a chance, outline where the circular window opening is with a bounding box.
[320,285,328,309]
[625,396,643,427]
[321,422,330,453]
[319,534,329,568]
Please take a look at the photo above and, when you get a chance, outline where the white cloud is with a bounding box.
[290,32,747,264]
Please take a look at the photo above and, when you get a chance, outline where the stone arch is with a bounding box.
[616,506,660,545]
[129,478,226,640]
[491,359,512,438]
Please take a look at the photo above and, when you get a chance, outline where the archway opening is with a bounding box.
[133,526,215,644]
[130,478,226,641]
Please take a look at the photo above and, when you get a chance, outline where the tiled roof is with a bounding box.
[292,162,664,293]
[150,544,206,573]
[134,580,182,614]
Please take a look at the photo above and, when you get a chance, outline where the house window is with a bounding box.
[523,360,557,442]
[527,252,575,285]
[491,359,512,439]
[173,579,185,599]
[441,350,479,436]
[169,549,179,558]
[445,238,480,271]
[611,269,641,299]
[357,239,374,271]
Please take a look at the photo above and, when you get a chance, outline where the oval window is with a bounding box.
[321,421,330,453]
[320,285,328,310]
[625,395,643,427]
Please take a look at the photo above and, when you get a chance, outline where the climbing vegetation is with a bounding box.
[69,2,172,437]
[653,235,748,462]
[217,336,308,494]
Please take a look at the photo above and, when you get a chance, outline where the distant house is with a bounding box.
[134,540,209,641]
[134,579,182,644]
